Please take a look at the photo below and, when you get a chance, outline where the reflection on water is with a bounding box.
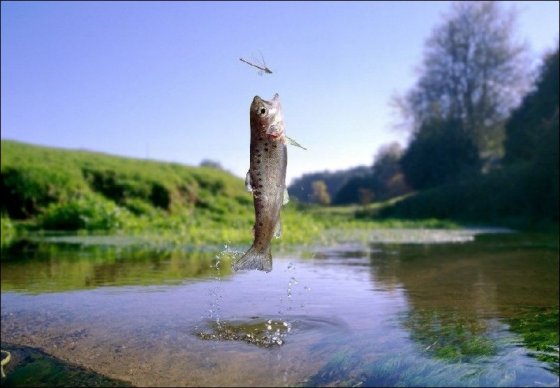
[1,230,558,387]
[1,242,233,293]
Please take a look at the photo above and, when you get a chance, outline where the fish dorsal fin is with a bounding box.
[284,135,307,150]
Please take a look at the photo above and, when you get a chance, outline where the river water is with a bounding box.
[1,229,558,387]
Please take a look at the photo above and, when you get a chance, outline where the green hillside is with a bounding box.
[1,140,251,217]
[0,140,261,246]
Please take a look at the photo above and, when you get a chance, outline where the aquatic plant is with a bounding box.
[507,307,559,374]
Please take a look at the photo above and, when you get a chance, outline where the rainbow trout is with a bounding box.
[233,94,289,272]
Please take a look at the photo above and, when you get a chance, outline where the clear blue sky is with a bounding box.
[2,1,558,183]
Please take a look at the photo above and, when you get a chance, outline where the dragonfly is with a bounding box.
[239,53,273,75]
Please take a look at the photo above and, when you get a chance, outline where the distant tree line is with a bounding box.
[289,166,372,205]
[289,142,411,206]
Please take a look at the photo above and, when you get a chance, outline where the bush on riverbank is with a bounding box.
[378,162,558,230]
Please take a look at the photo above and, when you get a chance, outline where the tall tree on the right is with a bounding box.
[504,47,559,220]
[504,48,559,164]
[397,1,531,175]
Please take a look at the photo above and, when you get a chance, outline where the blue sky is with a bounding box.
[1,1,558,183]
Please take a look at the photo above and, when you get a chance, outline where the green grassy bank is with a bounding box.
[1,140,450,249]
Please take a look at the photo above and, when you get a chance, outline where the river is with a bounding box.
[1,229,558,387]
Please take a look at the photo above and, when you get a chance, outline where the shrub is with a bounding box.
[122,198,157,216]
[1,215,16,248]
[1,166,84,218]
[38,194,132,231]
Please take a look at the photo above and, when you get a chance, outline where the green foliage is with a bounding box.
[505,49,559,164]
[380,163,544,224]
[121,198,158,216]
[288,166,372,204]
[333,174,373,205]
[401,119,480,190]
[0,140,256,238]
[1,214,16,248]
[503,48,559,222]
[370,142,410,201]
[1,165,87,218]
[529,110,559,220]
[384,48,559,226]
[400,1,529,159]
[1,139,248,217]
[38,194,133,231]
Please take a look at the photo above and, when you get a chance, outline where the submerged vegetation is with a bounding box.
[507,307,560,375]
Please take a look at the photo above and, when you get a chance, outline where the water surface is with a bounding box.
[1,230,558,387]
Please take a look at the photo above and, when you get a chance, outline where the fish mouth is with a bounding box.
[267,132,284,141]
[265,124,284,140]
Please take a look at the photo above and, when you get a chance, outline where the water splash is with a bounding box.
[205,244,241,329]
[264,318,292,346]
[206,247,224,328]
[197,317,292,348]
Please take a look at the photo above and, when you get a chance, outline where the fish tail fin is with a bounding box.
[232,245,272,272]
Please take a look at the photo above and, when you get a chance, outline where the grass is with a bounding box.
[0,140,485,251]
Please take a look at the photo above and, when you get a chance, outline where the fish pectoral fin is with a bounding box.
[285,135,307,150]
[273,218,282,239]
[245,171,253,192]
[283,187,290,205]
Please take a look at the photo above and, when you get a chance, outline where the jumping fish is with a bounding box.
[233,94,290,272]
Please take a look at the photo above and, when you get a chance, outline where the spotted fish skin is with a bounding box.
[233,94,288,272]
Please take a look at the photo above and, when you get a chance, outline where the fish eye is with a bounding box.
[258,107,267,116]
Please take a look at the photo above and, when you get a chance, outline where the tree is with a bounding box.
[398,1,530,160]
[504,48,559,164]
[358,188,374,207]
[504,47,559,220]
[288,166,371,204]
[333,175,372,205]
[199,159,224,169]
[400,119,480,190]
[371,142,411,200]
[311,180,331,206]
